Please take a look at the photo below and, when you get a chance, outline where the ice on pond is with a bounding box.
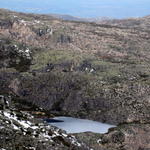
[47,117,116,134]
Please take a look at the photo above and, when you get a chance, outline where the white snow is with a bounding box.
[3,111,32,129]
[19,19,26,23]
[34,20,40,24]
[19,120,31,128]
[25,147,36,150]
[71,138,82,147]
[90,68,95,73]
[18,48,31,59]
[31,126,38,130]
[25,48,30,53]
[1,111,83,148]
[12,124,19,130]
[18,49,24,53]
[13,15,18,18]
[62,133,68,137]
[97,139,102,143]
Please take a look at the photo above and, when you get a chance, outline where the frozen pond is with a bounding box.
[47,117,116,134]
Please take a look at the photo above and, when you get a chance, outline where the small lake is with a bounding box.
[47,117,116,134]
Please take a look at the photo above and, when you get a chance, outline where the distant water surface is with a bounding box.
[48,117,116,134]
[0,0,150,18]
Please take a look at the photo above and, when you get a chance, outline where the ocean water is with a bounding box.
[48,117,116,134]
[0,0,150,18]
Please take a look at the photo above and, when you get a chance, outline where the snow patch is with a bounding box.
[34,20,40,24]
[13,15,18,18]
[3,111,32,129]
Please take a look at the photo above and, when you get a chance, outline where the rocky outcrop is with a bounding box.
[75,123,150,150]
[0,95,89,150]
[0,39,32,71]
[100,124,150,150]
[33,26,53,37]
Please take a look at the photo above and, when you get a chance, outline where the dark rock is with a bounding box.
[0,95,5,110]
[57,34,72,43]
[44,118,64,123]
[0,39,32,72]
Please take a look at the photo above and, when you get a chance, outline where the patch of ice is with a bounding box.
[49,117,116,134]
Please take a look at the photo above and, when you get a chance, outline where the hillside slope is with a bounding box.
[0,9,150,150]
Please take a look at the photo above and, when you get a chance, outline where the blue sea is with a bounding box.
[0,0,150,18]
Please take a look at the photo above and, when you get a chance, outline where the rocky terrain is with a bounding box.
[0,8,150,150]
[0,95,89,150]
